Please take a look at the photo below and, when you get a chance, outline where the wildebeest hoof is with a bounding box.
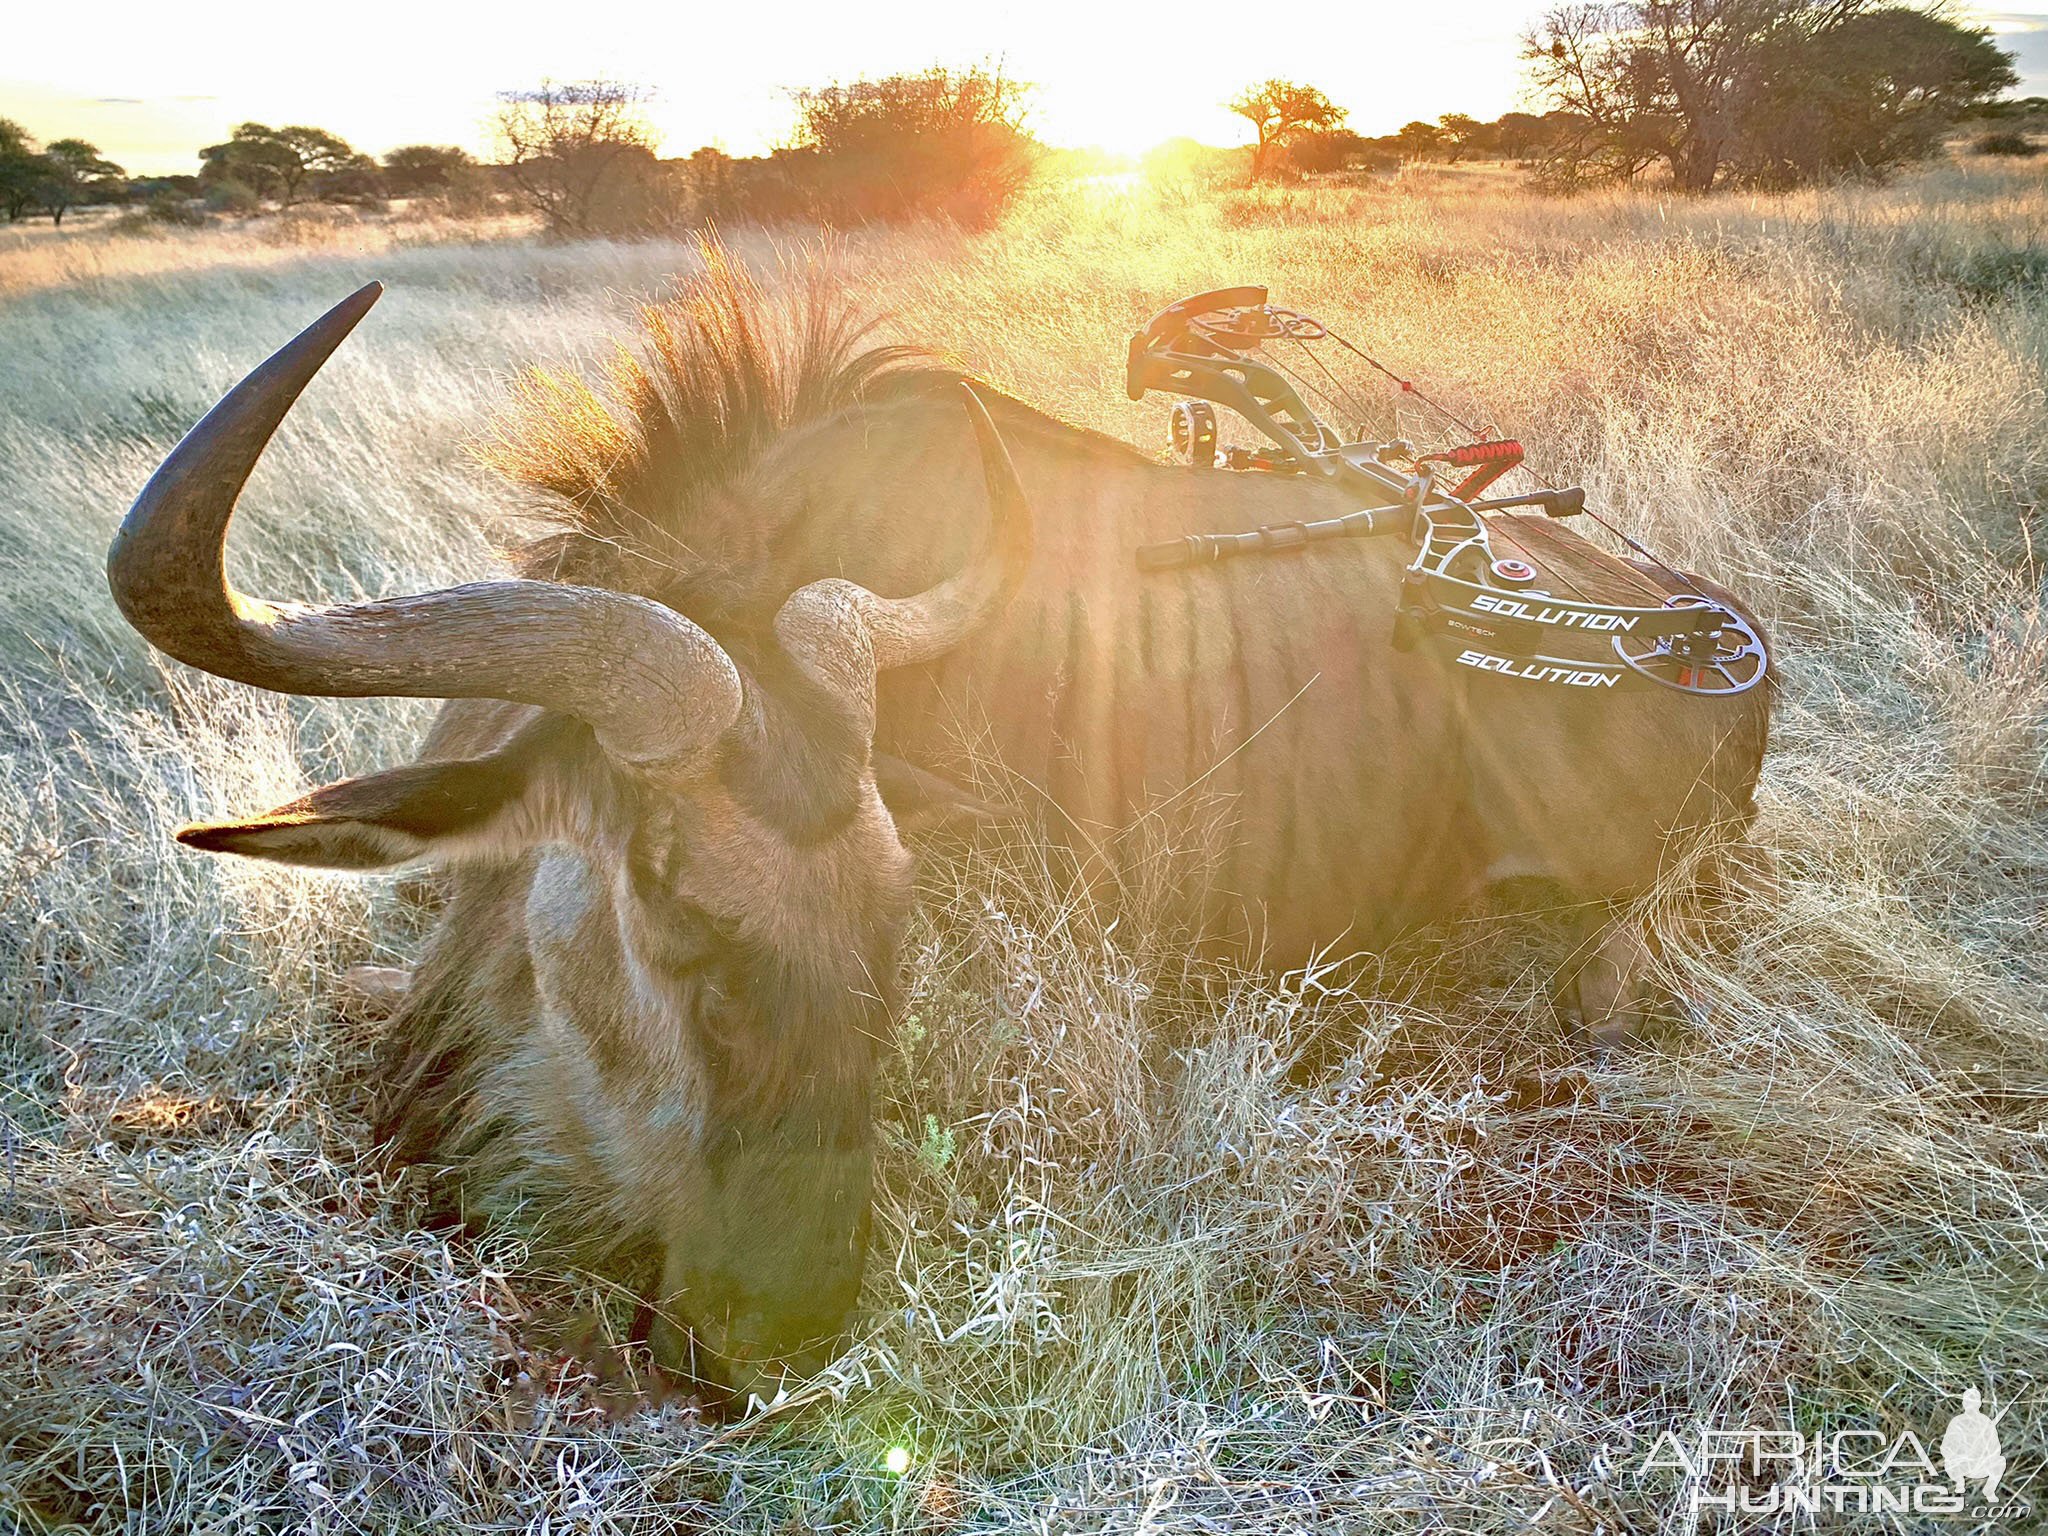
[1586,1012,1636,1057]
[1561,1007,1634,1063]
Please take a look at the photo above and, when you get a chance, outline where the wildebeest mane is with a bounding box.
[484,238,1150,627]
[484,239,949,622]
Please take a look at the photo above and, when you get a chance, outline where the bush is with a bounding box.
[257,205,355,245]
[1284,129,1358,174]
[424,166,502,218]
[1972,130,2039,157]
[788,65,1041,228]
[493,80,664,238]
[108,195,209,236]
[382,144,473,198]
[313,162,387,206]
[144,193,207,227]
[203,178,259,214]
[576,152,686,236]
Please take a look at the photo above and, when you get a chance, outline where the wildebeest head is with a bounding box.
[106,281,1031,1401]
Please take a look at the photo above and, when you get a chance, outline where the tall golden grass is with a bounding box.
[1,159,2044,1531]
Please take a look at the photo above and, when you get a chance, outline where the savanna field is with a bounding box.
[1,162,2045,1532]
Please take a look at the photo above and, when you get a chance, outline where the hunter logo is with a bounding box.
[1455,649,1620,688]
[1635,1387,2024,1519]
[1468,591,1641,631]
[1942,1389,2005,1500]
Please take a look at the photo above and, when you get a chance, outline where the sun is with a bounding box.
[1031,73,1246,159]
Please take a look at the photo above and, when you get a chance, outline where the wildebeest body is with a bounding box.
[738,390,1770,963]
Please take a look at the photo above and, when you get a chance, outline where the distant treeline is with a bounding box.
[2,4,2038,239]
[0,69,1043,236]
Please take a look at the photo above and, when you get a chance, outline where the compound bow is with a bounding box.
[1125,287,1766,697]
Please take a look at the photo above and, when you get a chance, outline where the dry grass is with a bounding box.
[0,204,538,301]
[1,158,2045,1532]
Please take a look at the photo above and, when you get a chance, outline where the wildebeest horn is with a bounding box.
[774,383,1032,703]
[861,383,1033,669]
[107,283,743,779]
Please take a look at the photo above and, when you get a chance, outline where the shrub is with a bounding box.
[788,65,1041,228]
[493,80,664,238]
[381,144,473,197]
[1972,130,2039,157]
[108,195,209,236]
[145,193,207,227]
[203,178,259,214]
[428,165,504,218]
[257,205,354,245]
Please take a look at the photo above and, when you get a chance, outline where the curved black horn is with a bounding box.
[107,284,742,778]
[772,382,1034,712]
[856,383,1035,669]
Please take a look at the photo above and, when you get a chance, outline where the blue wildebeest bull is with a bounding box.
[110,256,1769,1399]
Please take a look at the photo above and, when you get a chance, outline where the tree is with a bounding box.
[1286,127,1372,173]
[1733,10,2016,181]
[200,123,365,207]
[381,144,473,197]
[1395,120,1446,159]
[36,139,124,225]
[1227,79,1347,179]
[787,64,1040,226]
[494,80,661,236]
[1524,1,2015,192]
[1437,113,1498,161]
[1523,1,1744,190]
[0,120,42,222]
[1494,111,1554,161]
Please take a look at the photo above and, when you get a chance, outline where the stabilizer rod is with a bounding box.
[1466,486,1586,517]
[1135,506,1395,572]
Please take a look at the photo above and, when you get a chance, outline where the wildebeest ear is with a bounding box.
[872,754,1018,832]
[176,716,602,871]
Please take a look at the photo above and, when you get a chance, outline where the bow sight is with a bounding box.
[1126,287,1766,696]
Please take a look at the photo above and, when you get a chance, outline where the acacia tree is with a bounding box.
[1524,0,2014,191]
[0,120,43,221]
[1733,9,2016,181]
[493,80,660,236]
[1494,111,1554,161]
[380,144,472,197]
[200,123,365,207]
[1227,80,1347,179]
[1395,120,1445,159]
[37,139,124,225]
[1436,113,1495,161]
[1522,0,1762,189]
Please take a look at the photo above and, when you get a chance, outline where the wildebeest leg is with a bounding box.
[1552,912,1655,1056]
[648,1247,694,1378]
[645,1248,743,1418]
[336,964,410,1019]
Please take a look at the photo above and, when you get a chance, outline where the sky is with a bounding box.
[4,0,2047,176]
